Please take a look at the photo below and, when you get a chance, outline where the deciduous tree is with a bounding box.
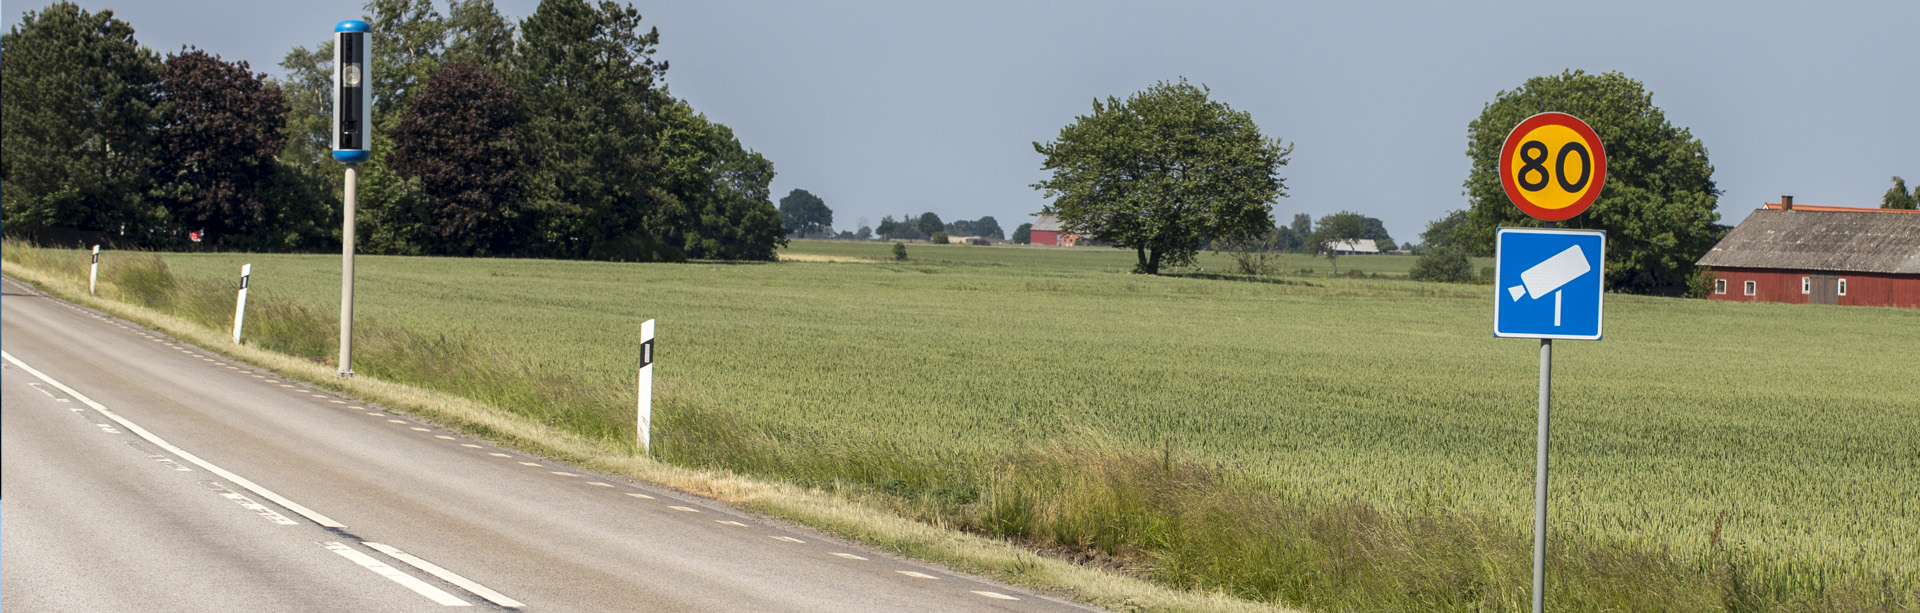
[1884,176,1917,210]
[1033,79,1291,274]
[777,189,832,237]
[152,49,290,249]
[389,62,525,255]
[1,3,163,240]
[1463,70,1720,295]
[658,101,785,260]
[446,0,515,74]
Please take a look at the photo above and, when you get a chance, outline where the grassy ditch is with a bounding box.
[5,238,1915,612]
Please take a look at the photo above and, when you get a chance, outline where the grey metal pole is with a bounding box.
[338,164,358,378]
[1532,337,1552,612]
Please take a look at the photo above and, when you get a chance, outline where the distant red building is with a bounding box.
[1696,197,1920,309]
[1028,214,1080,246]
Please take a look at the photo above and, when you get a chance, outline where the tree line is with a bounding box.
[1,0,788,261]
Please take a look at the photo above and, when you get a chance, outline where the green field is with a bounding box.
[7,239,1916,612]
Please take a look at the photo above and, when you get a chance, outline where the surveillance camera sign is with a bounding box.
[1494,228,1605,340]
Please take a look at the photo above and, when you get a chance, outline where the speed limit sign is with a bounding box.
[1500,112,1607,221]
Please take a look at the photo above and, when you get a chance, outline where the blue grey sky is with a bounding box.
[9,1,1917,243]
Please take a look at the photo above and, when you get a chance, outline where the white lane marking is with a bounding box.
[460,444,482,449]
[716,520,747,527]
[625,493,655,500]
[973,591,1021,601]
[831,553,867,561]
[204,482,298,525]
[518,462,541,467]
[94,422,122,434]
[769,536,805,544]
[27,382,63,400]
[127,441,191,471]
[668,506,700,513]
[587,482,613,487]
[435,435,455,440]
[488,453,511,458]
[2,351,346,528]
[330,400,346,405]
[349,406,366,410]
[323,542,470,606]
[389,420,408,424]
[896,571,938,580]
[411,428,431,432]
[364,542,524,609]
[549,471,577,477]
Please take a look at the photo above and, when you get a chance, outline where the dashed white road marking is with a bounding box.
[488,453,511,458]
[323,542,470,606]
[896,571,938,580]
[587,482,613,487]
[518,462,542,467]
[716,520,747,527]
[435,435,455,440]
[831,553,868,561]
[668,506,700,513]
[461,444,482,449]
[769,536,805,544]
[389,420,408,424]
[3,351,344,528]
[550,471,577,477]
[411,428,431,432]
[204,481,298,525]
[972,591,1021,601]
[127,440,191,471]
[625,493,655,500]
[365,542,524,608]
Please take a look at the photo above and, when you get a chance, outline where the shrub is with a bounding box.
[1409,245,1476,283]
[931,231,949,244]
[892,242,908,260]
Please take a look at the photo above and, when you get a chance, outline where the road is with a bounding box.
[1,275,1095,612]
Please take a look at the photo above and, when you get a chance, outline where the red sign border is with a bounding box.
[1499,112,1608,222]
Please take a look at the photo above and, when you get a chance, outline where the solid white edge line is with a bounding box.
[365,542,525,609]
[324,542,471,606]
[3,350,347,528]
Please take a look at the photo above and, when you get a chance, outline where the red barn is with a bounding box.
[1696,198,1920,308]
[1028,214,1079,246]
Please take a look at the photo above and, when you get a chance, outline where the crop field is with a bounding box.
[6,239,1916,612]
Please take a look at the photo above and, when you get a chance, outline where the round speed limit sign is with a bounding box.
[1500,112,1607,221]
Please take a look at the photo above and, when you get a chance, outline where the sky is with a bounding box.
[7,1,1918,243]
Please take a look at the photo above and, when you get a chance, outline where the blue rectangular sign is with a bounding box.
[1494,228,1605,340]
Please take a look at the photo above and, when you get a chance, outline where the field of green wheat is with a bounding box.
[7,238,1915,612]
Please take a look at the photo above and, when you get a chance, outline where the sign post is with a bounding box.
[89,245,100,294]
[637,319,655,455]
[333,20,371,378]
[1496,111,1607,613]
[233,264,251,344]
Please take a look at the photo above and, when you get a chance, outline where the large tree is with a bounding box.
[388,62,525,256]
[1033,79,1291,274]
[1309,211,1380,275]
[1884,177,1917,210]
[658,101,786,260]
[1,3,163,241]
[1463,70,1720,295]
[777,188,832,237]
[445,0,515,74]
[151,49,290,249]
[513,0,673,260]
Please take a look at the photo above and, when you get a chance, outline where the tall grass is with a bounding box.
[6,237,1914,612]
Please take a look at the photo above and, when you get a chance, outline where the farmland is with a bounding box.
[6,239,1916,611]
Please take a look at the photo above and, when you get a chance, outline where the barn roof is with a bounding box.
[1030,214,1064,232]
[1697,205,1920,274]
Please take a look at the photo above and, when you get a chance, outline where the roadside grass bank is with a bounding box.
[7,238,1915,612]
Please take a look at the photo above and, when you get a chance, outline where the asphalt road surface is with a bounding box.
[1,275,1097,612]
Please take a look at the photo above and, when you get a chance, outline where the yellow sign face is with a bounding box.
[1499,112,1607,222]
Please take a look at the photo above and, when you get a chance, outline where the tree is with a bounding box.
[777,188,832,237]
[892,242,908,260]
[512,0,673,260]
[1,3,164,241]
[656,101,785,260]
[930,231,949,244]
[1033,79,1292,274]
[152,48,290,249]
[915,212,944,238]
[1420,209,1478,255]
[368,0,446,125]
[1309,211,1374,275]
[388,62,525,255]
[854,226,872,240]
[946,215,1004,238]
[1463,70,1720,295]
[1288,213,1313,253]
[1884,177,1917,210]
[446,0,515,74]
[1408,245,1477,283]
[1013,222,1033,244]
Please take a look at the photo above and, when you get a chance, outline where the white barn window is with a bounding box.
[1744,280,1757,296]
[1801,277,1810,294]
[1838,278,1848,296]
[1715,279,1726,294]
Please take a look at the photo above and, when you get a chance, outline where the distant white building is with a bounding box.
[1324,239,1380,255]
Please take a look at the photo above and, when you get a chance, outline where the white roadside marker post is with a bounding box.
[89,245,100,294]
[232,264,251,344]
[638,319,655,455]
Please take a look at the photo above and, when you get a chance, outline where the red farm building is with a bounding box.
[1028,214,1081,246]
[1696,197,1920,309]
